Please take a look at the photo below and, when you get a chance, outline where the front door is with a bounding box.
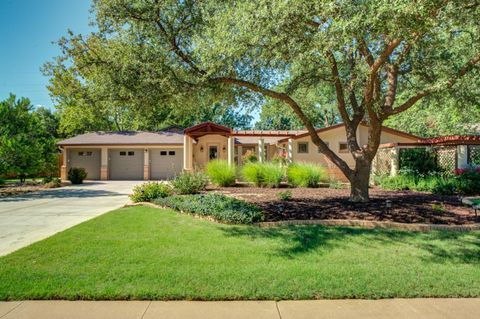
[209,145,218,160]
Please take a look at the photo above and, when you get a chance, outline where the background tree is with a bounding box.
[0,95,58,182]
[48,0,480,201]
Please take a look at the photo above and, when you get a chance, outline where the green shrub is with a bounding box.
[0,178,5,186]
[242,150,258,163]
[130,182,173,202]
[376,174,417,190]
[205,160,236,187]
[155,193,264,224]
[171,171,208,194]
[277,190,292,201]
[399,148,440,174]
[242,162,283,187]
[68,167,87,184]
[44,178,62,189]
[454,170,480,195]
[287,162,328,188]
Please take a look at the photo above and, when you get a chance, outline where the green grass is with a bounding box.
[0,206,479,300]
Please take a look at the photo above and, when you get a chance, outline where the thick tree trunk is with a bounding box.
[349,159,372,202]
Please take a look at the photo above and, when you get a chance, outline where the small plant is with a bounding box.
[171,171,209,194]
[287,162,328,188]
[328,181,344,189]
[42,176,53,184]
[68,167,87,184]
[155,193,263,224]
[205,160,236,187]
[431,201,446,213]
[242,162,283,187]
[44,177,62,189]
[130,182,173,202]
[277,190,292,201]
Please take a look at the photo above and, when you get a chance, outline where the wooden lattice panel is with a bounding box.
[435,146,457,173]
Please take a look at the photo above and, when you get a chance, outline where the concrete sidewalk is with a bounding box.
[1,299,479,319]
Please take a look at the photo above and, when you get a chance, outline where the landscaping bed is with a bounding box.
[210,186,477,225]
[0,181,46,197]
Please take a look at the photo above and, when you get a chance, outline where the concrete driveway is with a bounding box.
[0,181,143,256]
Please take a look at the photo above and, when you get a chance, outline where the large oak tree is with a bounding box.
[50,0,480,201]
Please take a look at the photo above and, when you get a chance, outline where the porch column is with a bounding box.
[60,147,67,181]
[287,138,293,163]
[183,135,193,171]
[227,136,235,166]
[390,147,399,176]
[100,147,108,180]
[258,138,265,163]
[457,145,469,169]
[237,145,243,166]
[143,149,150,180]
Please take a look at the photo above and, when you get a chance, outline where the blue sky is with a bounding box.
[0,0,93,109]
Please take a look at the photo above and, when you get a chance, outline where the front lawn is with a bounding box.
[0,206,479,300]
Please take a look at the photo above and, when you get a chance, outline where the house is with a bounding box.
[57,122,420,181]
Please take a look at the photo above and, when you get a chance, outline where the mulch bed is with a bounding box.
[209,185,478,225]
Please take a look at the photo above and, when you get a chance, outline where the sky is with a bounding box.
[0,0,93,110]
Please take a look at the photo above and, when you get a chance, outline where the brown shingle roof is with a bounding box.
[57,131,184,146]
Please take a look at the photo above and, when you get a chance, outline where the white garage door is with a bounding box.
[150,148,183,180]
[109,149,144,180]
[67,148,101,180]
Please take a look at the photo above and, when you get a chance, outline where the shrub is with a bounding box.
[130,182,173,202]
[242,162,283,187]
[454,170,480,195]
[399,148,440,174]
[376,174,417,190]
[44,178,62,189]
[242,150,258,163]
[0,178,5,186]
[277,190,292,201]
[68,167,87,184]
[287,162,328,188]
[205,160,236,187]
[171,171,208,194]
[155,193,264,224]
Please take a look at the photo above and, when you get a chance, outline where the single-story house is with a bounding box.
[57,121,420,181]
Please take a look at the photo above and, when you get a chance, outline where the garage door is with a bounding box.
[109,149,144,180]
[68,149,101,180]
[150,148,183,180]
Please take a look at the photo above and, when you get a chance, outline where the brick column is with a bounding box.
[60,147,67,181]
[100,147,108,180]
[143,148,150,180]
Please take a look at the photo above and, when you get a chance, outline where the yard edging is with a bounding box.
[256,219,480,232]
[126,202,480,231]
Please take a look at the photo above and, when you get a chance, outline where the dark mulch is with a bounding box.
[208,185,478,225]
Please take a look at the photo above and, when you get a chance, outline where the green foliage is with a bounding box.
[0,95,58,182]
[0,178,5,186]
[130,182,173,203]
[277,190,293,201]
[68,167,87,184]
[205,160,236,187]
[329,181,345,189]
[287,163,328,188]
[155,193,263,224]
[171,171,209,194]
[399,148,440,175]
[242,151,258,163]
[376,171,480,196]
[241,162,284,188]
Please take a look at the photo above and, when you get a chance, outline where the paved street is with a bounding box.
[0,181,142,256]
[0,299,479,319]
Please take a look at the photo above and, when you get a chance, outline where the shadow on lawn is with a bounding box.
[221,225,480,264]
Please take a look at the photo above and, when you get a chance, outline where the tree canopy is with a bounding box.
[45,0,480,200]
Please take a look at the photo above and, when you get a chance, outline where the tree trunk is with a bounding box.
[349,159,372,202]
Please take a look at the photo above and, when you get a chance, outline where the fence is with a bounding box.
[372,143,479,178]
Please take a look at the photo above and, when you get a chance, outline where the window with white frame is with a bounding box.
[297,142,309,154]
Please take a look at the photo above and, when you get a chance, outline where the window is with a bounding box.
[318,142,329,153]
[209,145,218,160]
[120,151,126,156]
[160,151,167,156]
[78,151,84,156]
[297,142,309,154]
[168,151,176,156]
[128,151,135,156]
[86,151,93,156]
[339,142,349,153]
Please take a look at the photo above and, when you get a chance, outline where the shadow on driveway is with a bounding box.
[0,186,124,203]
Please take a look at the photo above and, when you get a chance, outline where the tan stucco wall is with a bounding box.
[192,135,229,168]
